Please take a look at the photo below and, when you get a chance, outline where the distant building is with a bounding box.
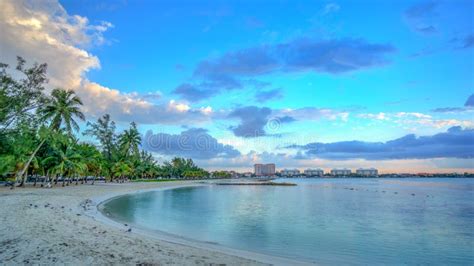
[304,168,324,177]
[242,172,253,178]
[280,169,300,176]
[254,164,276,176]
[331,168,352,176]
[356,168,378,176]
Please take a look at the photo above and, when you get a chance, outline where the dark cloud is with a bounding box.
[173,75,243,102]
[415,25,437,34]
[194,46,278,77]
[431,94,474,113]
[255,88,283,102]
[465,94,474,106]
[142,128,241,159]
[278,38,395,73]
[461,34,474,49]
[404,1,438,34]
[289,126,474,160]
[245,79,271,89]
[173,83,218,102]
[174,38,395,101]
[451,34,474,50]
[228,106,272,138]
[274,115,297,123]
[196,38,395,76]
[226,106,298,138]
[432,107,466,113]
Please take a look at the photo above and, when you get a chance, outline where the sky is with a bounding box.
[0,0,473,173]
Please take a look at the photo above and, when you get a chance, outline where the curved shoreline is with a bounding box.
[86,182,313,266]
[0,181,270,265]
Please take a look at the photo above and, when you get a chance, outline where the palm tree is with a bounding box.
[118,122,141,159]
[40,89,85,133]
[76,143,103,184]
[42,137,83,187]
[15,89,85,187]
[112,161,132,183]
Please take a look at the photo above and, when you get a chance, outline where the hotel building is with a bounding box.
[254,164,276,176]
[331,168,352,176]
[356,168,378,176]
[280,169,301,176]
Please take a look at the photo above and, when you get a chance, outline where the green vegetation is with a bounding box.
[0,57,209,187]
[211,171,232,178]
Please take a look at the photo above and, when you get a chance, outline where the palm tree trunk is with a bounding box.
[16,139,46,188]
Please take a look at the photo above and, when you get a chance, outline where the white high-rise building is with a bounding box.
[280,169,300,176]
[356,168,378,176]
[304,168,324,176]
[331,168,352,176]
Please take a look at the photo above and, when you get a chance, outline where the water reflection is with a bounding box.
[102,178,474,264]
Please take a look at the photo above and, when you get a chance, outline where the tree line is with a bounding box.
[0,57,210,187]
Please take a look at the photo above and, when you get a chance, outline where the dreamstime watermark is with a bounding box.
[142,117,318,154]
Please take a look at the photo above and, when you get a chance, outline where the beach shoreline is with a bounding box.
[0,181,311,265]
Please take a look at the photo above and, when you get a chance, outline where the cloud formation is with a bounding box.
[0,0,210,125]
[358,111,474,129]
[431,107,466,113]
[254,88,284,102]
[465,94,474,107]
[461,34,474,49]
[225,105,348,138]
[196,38,395,76]
[228,106,272,138]
[431,94,474,113]
[142,128,241,159]
[173,83,218,102]
[404,1,438,34]
[276,107,349,121]
[322,3,340,15]
[289,126,474,160]
[174,38,395,101]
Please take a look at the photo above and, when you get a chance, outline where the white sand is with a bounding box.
[0,181,311,265]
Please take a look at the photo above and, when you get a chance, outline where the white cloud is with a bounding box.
[275,107,349,121]
[322,3,340,15]
[358,111,474,130]
[358,112,389,121]
[394,112,432,119]
[0,0,210,125]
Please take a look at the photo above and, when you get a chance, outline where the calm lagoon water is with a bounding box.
[102,178,474,264]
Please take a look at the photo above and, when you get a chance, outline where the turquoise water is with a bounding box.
[102,178,474,264]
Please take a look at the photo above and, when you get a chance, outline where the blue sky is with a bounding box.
[1,0,473,172]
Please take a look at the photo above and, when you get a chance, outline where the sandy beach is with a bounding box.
[0,181,271,265]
